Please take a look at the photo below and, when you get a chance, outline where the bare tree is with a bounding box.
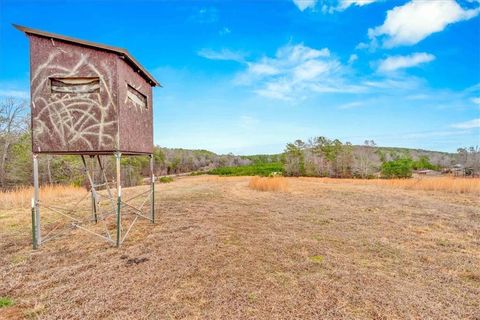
[355,140,378,178]
[468,146,480,176]
[462,146,480,177]
[0,98,28,188]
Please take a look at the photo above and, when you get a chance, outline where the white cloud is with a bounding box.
[230,43,431,100]
[292,0,378,13]
[234,43,361,100]
[293,59,332,80]
[361,77,422,90]
[319,0,379,13]
[199,44,468,105]
[337,101,364,109]
[377,52,435,72]
[348,54,358,64]
[472,97,480,105]
[198,48,246,63]
[292,0,318,11]
[451,118,480,129]
[247,62,280,77]
[368,0,479,48]
[338,0,379,11]
[255,81,294,100]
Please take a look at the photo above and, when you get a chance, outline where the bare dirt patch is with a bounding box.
[1,176,479,319]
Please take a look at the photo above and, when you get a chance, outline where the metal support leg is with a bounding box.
[90,156,98,223]
[150,154,155,223]
[31,199,37,249]
[32,154,41,247]
[115,152,122,247]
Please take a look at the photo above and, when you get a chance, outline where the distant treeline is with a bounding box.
[0,132,252,189]
[280,137,476,179]
[209,137,479,179]
[1,98,479,189]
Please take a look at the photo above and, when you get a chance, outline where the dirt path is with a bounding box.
[1,176,479,319]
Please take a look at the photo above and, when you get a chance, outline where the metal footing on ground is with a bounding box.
[31,153,155,249]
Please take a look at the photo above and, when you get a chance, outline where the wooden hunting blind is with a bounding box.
[15,24,159,155]
[15,24,160,248]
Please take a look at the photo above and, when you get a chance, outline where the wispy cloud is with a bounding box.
[219,27,231,36]
[197,48,246,63]
[377,52,435,73]
[451,118,480,129]
[292,0,379,13]
[190,7,219,24]
[361,76,423,91]
[202,42,437,101]
[233,43,366,100]
[337,0,379,11]
[292,0,317,11]
[366,0,479,48]
[337,101,364,109]
[348,54,358,64]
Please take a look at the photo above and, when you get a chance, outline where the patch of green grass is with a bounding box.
[208,163,283,177]
[0,297,13,308]
[158,176,174,183]
[309,255,324,264]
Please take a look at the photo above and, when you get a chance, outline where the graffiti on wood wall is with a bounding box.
[31,50,117,151]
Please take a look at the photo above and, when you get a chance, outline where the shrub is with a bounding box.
[209,163,283,177]
[0,297,13,308]
[158,176,174,183]
[381,158,414,178]
[412,156,438,170]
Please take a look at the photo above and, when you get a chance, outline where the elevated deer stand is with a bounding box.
[16,24,160,248]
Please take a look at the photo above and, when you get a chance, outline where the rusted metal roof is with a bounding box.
[13,24,160,87]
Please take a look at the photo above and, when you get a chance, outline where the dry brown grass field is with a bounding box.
[248,176,288,192]
[1,176,479,319]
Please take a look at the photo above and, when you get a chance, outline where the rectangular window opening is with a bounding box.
[50,77,100,94]
[127,84,148,109]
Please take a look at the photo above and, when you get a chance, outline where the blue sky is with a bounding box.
[1,0,479,154]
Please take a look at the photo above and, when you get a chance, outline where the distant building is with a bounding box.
[415,169,441,176]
